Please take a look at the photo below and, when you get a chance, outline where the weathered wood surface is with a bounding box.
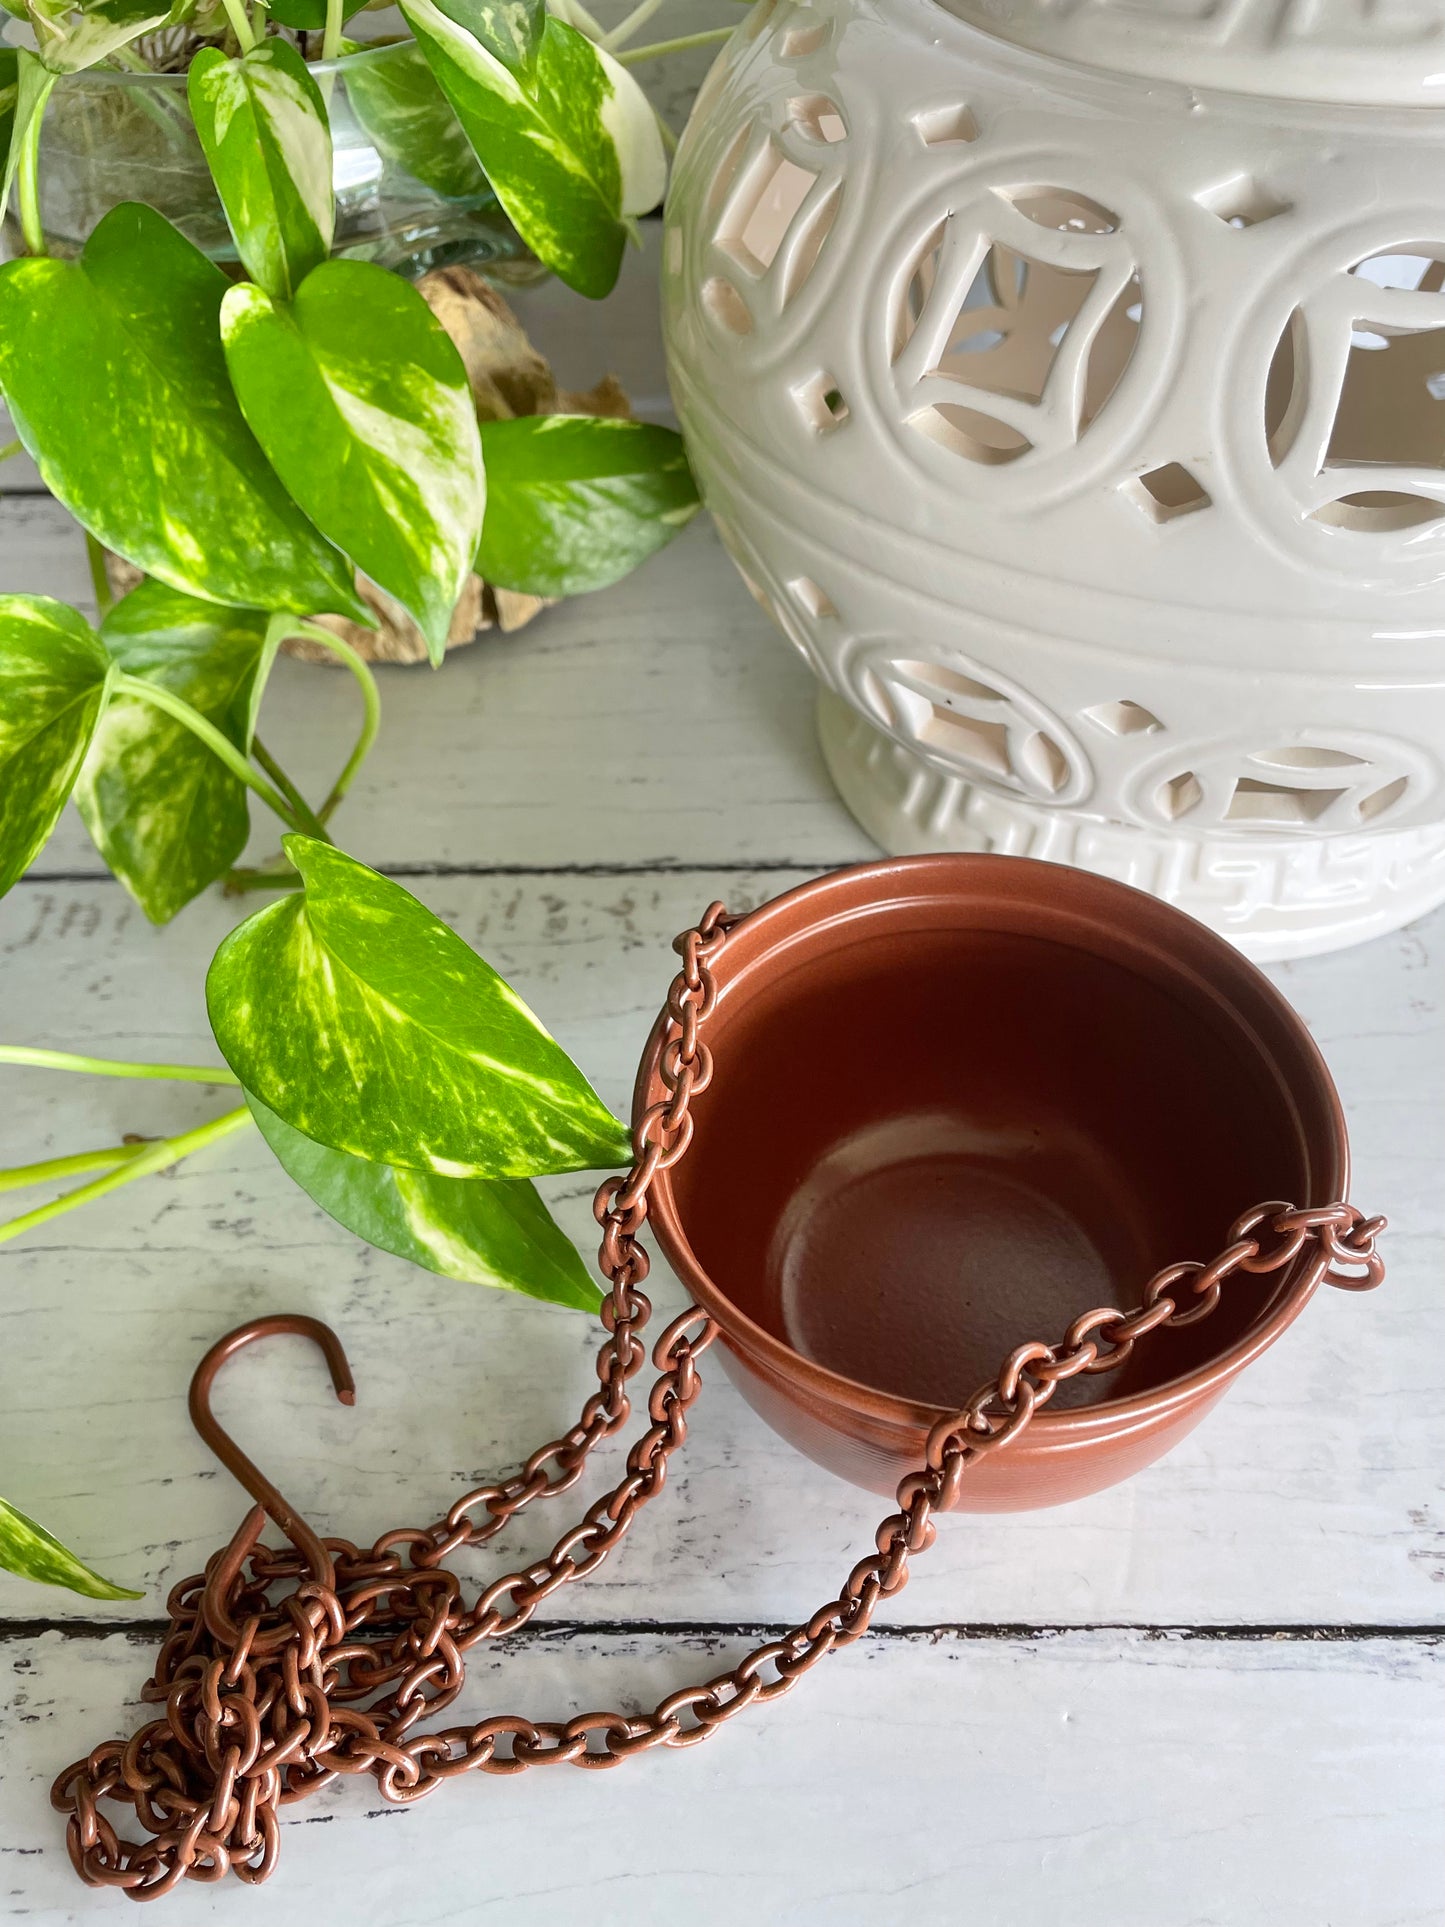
[0,232,1440,1923]
[0,873,1439,1630]
[2,1628,1441,1926]
[0,503,869,875]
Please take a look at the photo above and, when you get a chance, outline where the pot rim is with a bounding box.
[639,854,1350,1441]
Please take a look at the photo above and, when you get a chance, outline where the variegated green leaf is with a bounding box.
[400,1,663,297]
[27,0,182,74]
[0,204,366,620]
[207,837,631,1178]
[593,41,666,220]
[340,38,486,201]
[0,1495,142,1599]
[431,0,542,74]
[477,415,699,596]
[249,1094,600,1307]
[0,595,113,897]
[74,582,271,924]
[0,50,55,229]
[188,39,333,304]
[221,259,484,664]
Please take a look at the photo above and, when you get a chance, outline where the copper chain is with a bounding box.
[51,902,1386,1899]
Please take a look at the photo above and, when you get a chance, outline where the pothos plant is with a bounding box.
[0,0,732,1595]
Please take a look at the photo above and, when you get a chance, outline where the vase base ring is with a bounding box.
[817,689,1445,961]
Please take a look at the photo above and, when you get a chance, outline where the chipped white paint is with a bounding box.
[0,231,1439,1925]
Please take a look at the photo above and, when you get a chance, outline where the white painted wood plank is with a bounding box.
[0,493,869,876]
[0,425,41,493]
[1,875,1439,1629]
[2,1627,1440,1926]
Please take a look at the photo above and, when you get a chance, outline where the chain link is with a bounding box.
[50,900,1386,1898]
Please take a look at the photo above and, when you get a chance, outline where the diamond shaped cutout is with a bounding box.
[914,102,978,146]
[1123,464,1210,524]
[1159,771,1203,819]
[781,9,827,56]
[790,576,836,618]
[717,138,818,277]
[788,94,847,143]
[1083,699,1162,737]
[894,207,1142,463]
[702,277,752,336]
[1226,778,1343,825]
[1195,174,1291,229]
[794,370,850,434]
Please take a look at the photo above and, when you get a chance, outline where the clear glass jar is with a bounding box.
[1,35,540,281]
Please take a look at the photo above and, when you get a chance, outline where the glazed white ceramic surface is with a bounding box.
[941,0,1445,107]
[661,0,1445,957]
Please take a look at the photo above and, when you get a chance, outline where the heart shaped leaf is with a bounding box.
[207,837,631,1177]
[477,415,699,596]
[340,38,487,202]
[400,1,663,297]
[0,1495,142,1600]
[188,39,334,304]
[28,0,179,75]
[0,595,113,897]
[249,1094,600,1307]
[74,582,272,924]
[222,259,484,664]
[0,203,366,620]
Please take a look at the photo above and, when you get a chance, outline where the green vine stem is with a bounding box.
[0,1142,149,1196]
[224,864,305,894]
[558,0,610,41]
[217,0,257,51]
[603,0,669,49]
[618,25,732,61]
[0,1046,240,1083]
[16,74,55,258]
[111,670,317,835]
[286,621,382,821]
[322,0,344,63]
[85,532,115,621]
[0,439,22,465]
[0,1106,253,1248]
[251,736,330,840]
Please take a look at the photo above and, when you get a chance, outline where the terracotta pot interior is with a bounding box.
[669,901,1317,1414]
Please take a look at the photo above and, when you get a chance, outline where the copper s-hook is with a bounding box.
[189,1314,355,1652]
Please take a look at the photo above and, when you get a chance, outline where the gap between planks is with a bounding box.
[13,859,858,885]
[3,1617,1442,1645]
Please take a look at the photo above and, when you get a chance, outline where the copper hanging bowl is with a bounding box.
[636,854,1349,1507]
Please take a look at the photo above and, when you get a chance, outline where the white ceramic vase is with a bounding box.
[661,0,1445,958]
